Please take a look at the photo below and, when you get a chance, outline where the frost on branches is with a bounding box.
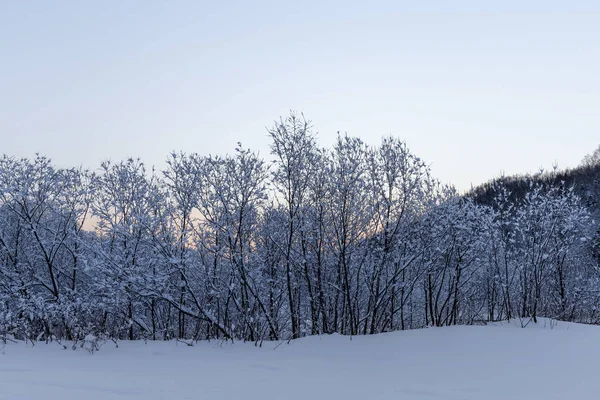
[0,115,597,344]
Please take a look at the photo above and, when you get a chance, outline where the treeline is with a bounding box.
[0,114,598,343]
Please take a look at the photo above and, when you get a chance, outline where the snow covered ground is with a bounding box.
[1,318,598,400]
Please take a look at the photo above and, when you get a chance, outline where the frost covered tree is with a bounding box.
[513,181,591,322]
[363,137,436,332]
[268,113,320,339]
[0,156,94,340]
[90,159,169,339]
[580,145,600,169]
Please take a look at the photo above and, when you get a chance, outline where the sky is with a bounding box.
[1,1,599,191]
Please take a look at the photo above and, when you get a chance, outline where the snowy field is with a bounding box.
[1,318,598,400]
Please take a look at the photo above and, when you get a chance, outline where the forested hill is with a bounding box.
[469,163,600,211]
[468,161,600,268]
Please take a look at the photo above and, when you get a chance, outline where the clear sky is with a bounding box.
[1,1,599,191]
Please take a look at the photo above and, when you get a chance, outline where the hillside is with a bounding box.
[469,162,600,268]
[469,164,600,210]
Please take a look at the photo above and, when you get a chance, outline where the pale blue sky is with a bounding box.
[1,1,599,190]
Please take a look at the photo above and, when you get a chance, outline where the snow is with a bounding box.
[1,318,598,400]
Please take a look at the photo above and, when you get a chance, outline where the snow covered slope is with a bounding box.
[1,318,597,400]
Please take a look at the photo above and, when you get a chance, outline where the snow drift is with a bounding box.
[0,318,596,400]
